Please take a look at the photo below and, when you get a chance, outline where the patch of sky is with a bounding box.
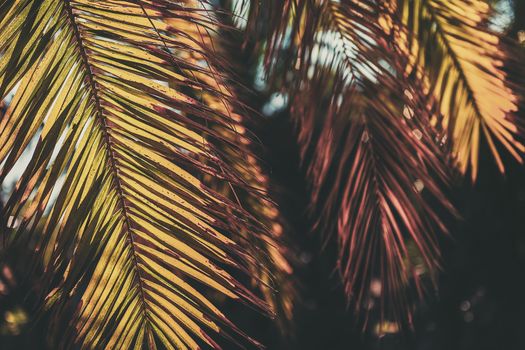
[253,51,268,91]
[231,0,250,30]
[262,92,288,116]
[1,132,41,203]
[490,0,514,33]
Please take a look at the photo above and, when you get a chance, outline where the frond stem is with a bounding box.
[62,0,151,323]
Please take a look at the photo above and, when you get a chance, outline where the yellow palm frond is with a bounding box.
[0,1,269,348]
[398,0,524,180]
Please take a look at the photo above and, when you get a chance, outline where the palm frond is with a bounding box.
[201,91,296,327]
[243,0,455,324]
[0,1,270,348]
[167,0,297,326]
[397,0,524,180]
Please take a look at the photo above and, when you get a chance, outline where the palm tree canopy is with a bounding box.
[0,0,523,348]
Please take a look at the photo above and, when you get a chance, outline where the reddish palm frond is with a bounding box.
[245,0,456,325]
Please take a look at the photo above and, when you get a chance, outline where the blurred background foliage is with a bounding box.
[1,0,525,349]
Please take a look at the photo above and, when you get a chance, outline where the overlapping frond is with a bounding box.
[0,0,271,348]
[200,83,296,327]
[166,0,296,326]
[397,0,524,180]
[204,108,296,327]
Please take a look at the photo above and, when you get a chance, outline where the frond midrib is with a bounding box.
[62,0,151,325]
